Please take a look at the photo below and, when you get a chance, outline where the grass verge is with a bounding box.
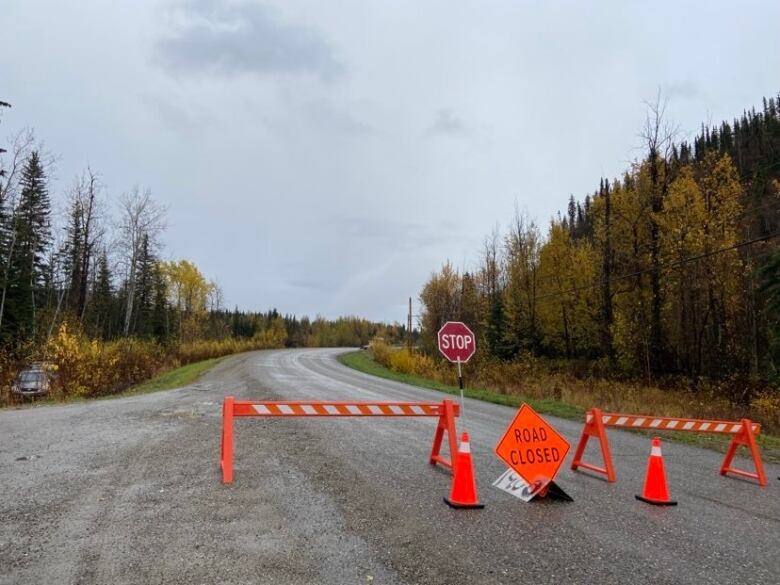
[122,356,226,397]
[338,350,584,419]
[338,350,780,463]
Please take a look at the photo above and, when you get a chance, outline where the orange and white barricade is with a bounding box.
[220,397,460,484]
[571,408,767,486]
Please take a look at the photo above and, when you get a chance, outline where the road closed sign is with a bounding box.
[437,321,476,363]
[494,403,570,486]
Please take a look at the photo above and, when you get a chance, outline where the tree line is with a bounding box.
[0,102,400,362]
[419,94,780,399]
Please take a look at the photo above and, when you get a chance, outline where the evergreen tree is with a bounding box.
[150,263,169,341]
[132,234,156,336]
[487,292,515,360]
[62,200,84,312]
[2,151,51,340]
[567,195,576,239]
[760,246,780,380]
[89,251,114,339]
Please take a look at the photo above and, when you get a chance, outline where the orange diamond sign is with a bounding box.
[495,403,570,485]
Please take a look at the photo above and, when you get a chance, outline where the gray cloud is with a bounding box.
[665,80,703,100]
[154,0,344,80]
[335,217,460,250]
[279,218,461,294]
[426,109,468,137]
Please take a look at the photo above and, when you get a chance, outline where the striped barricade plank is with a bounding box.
[220,397,460,484]
[231,401,450,418]
[572,407,767,486]
[585,412,761,435]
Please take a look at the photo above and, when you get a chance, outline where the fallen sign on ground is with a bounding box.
[493,403,572,502]
[219,397,460,484]
[492,468,573,503]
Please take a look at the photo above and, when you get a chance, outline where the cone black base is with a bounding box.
[635,494,677,506]
[444,497,485,509]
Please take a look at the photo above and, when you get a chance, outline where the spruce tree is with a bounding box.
[2,151,51,340]
[89,251,113,339]
[151,263,169,342]
[62,200,84,312]
[132,234,156,336]
[761,245,780,372]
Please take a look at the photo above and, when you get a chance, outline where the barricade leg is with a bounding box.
[720,419,767,486]
[221,396,235,484]
[570,408,616,482]
[429,399,458,472]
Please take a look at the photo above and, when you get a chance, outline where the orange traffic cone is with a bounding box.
[635,437,677,506]
[444,432,484,509]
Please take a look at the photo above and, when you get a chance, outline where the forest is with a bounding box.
[417,95,780,414]
[0,101,403,403]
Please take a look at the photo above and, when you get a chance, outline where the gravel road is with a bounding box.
[2,348,778,585]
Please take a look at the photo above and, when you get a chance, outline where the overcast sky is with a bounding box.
[3,0,780,323]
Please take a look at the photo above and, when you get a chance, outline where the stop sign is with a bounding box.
[437,321,476,363]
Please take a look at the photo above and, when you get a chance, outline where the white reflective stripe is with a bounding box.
[368,405,384,415]
[253,404,271,415]
[586,414,593,423]
[651,446,663,457]
[389,405,404,415]
[665,420,678,429]
[277,404,294,415]
[346,405,362,415]
[698,422,710,431]
[730,424,742,433]
[650,419,662,428]
[682,421,695,430]
[324,405,340,415]
[301,404,317,415]
[459,441,471,453]
[714,423,726,432]
[601,416,610,424]
[615,417,628,426]
[632,418,646,427]
[410,405,425,415]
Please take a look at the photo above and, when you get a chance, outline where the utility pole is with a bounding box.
[407,297,413,353]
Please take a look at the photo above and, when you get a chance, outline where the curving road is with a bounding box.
[1,348,778,584]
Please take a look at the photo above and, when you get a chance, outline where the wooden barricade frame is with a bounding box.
[220,396,460,484]
[571,408,767,486]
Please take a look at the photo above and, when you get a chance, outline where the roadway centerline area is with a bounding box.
[2,348,778,585]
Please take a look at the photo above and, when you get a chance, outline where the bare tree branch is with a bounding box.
[115,186,167,336]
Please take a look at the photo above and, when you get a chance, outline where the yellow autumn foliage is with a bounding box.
[33,323,288,399]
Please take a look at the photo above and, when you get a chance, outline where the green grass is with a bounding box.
[338,350,780,463]
[123,356,226,396]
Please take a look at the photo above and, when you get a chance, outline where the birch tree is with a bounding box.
[116,186,166,336]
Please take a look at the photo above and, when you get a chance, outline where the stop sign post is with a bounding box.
[437,321,476,393]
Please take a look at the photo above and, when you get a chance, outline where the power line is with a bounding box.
[534,229,780,302]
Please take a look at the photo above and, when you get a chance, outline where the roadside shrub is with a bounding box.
[0,324,291,404]
[46,324,166,398]
[370,341,780,435]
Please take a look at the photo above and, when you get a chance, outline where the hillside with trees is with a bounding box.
[417,94,780,418]
[0,103,404,403]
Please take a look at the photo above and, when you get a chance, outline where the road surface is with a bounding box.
[2,348,778,584]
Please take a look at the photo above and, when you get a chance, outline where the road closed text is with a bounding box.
[508,427,562,465]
